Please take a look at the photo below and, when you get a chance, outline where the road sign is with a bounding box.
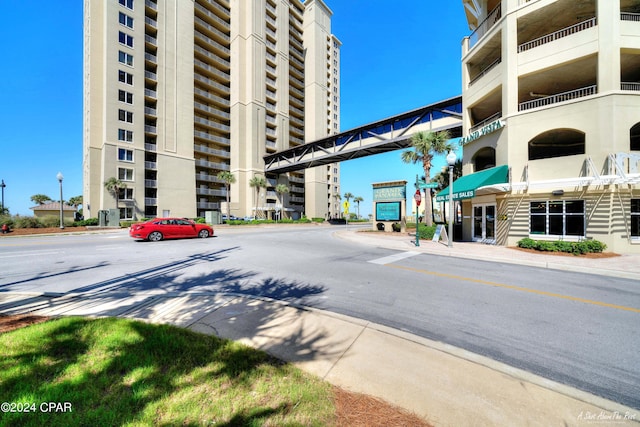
[419,182,438,189]
[414,189,421,206]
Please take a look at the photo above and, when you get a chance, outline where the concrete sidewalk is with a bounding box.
[336,228,640,280]
[1,229,639,426]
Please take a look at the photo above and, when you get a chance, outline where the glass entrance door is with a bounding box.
[472,204,496,243]
[473,206,483,240]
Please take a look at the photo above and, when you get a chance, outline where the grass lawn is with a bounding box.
[0,317,335,426]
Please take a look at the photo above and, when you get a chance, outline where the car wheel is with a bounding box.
[198,229,210,238]
[148,231,163,242]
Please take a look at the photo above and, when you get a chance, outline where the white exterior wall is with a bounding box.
[460,0,640,253]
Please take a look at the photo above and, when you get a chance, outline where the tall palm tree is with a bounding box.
[401,130,453,226]
[343,192,354,217]
[104,177,125,210]
[217,171,236,220]
[275,184,290,220]
[353,196,364,219]
[249,175,267,219]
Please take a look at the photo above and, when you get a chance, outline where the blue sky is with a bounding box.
[0,1,470,217]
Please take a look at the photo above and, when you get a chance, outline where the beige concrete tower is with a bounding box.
[83,0,340,221]
[302,0,341,219]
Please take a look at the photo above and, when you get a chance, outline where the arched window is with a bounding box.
[631,123,640,151]
[528,129,585,161]
[472,147,496,171]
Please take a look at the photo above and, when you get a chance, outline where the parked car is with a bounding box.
[129,218,213,241]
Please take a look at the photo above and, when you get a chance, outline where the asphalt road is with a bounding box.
[0,225,638,409]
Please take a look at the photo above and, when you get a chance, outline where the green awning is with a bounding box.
[435,165,509,202]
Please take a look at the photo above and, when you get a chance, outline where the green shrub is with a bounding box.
[311,217,325,223]
[581,240,606,253]
[40,215,62,228]
[417,224,438,240]
[75,217,99,226]
[517,238,536,249]
[0,215,13,228]
[553,241,574,253]
[226,219,245,225]
[14,216,43,229]
[516,238,607,254]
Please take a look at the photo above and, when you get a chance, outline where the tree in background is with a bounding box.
[30,194,52,205]
[332,193,341,219]
[432,160,462,192]
[275,184,290,220]
[68,195,83,216]
[249,175,267,219]
[104,177,126,210]
[353,196,364,219]
[431,160,462,223]
[216,171,236,220]
[401,130,453,226]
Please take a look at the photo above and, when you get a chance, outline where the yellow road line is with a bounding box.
[387,264,640,314]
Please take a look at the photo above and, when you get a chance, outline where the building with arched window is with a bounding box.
[445,0,640,253]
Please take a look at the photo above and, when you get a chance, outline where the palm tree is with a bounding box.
[401,130,453,226]
[216,171,236,220]
[68,195,83,209]
[68,195,83,219]
[104,177,126,210]
[249,175,267,219]
[30,194,52,205]
[353,196,364,219]
[332,193,341,219]
[275,184,290,220]
[432,160,463,222]
[433,160,462,192]
[343,192,354,217]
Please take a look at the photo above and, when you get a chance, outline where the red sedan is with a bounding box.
[129,218,214,241]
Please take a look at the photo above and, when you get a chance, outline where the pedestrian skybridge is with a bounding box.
[263,96,463,174]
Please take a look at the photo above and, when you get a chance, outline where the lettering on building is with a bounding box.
[373,185,406,201]
[459,120,505,146]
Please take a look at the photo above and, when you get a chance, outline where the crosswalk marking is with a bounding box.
[368,251,420,265]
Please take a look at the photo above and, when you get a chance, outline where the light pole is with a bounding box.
[57,172,64,229]
[446,151,457,248]
[414,174,421,247]
[0,179,5,214]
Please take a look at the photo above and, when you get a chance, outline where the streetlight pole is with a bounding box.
[0,179,5,214]
[57,172,64,229]
[414,174,421,247]
[446,151,457,248]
